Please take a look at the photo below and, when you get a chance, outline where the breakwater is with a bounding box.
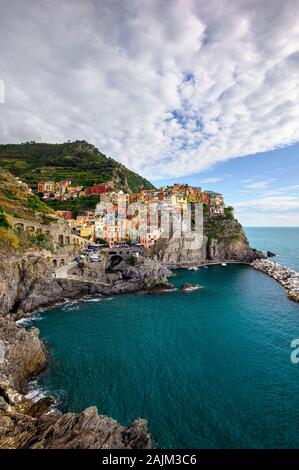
[252,259,299,302]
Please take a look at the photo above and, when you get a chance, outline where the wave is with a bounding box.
[25,380,61,414]
[16,312,44,327]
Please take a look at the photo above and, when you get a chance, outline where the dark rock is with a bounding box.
[0,406,153,449]
[0,317,153,449]
[267,251,276,257]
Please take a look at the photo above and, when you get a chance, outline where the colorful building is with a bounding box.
[56,210,73,220]
[84,183,109,196]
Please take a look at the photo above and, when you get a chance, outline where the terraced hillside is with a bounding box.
[0,140,155,193]
[0,169,56,253]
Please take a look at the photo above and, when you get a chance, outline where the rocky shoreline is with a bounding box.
[251,259,299,303]
[0,317,153,449]
[0,238,292,449]
[0,254,172,318]
[0,254,171,449]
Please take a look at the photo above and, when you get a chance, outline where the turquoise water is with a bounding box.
[28,263,299,448]
[245,227,299,271]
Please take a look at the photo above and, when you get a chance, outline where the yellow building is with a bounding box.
[80,226,94,239]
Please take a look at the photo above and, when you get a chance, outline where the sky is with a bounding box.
[0,0,298,225]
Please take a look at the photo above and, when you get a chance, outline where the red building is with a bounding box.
[84,183,109,196]
[56,210,73,220]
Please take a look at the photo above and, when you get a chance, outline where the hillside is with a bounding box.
[0,168,56,253]
[0,140,155,193]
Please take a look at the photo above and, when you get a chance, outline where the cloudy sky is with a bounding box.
[0,0,299,225]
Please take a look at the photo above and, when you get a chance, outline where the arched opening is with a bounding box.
[58,234,64,246]
[60,259,65,266]
[52,259,57,268]
[110,255,123,268]
[14,223,24,231]
[26,225,35,232]
[65,236,70,245]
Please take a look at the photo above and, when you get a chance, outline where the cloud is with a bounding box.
[243,178,275,190]
[234,194,299,226]
[0,0,299,180]
[201,177,221,183]
[235,196,299,211]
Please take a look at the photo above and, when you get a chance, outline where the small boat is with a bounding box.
[188,266,198,271]
[221,263,227,266]
[202,265,209,269]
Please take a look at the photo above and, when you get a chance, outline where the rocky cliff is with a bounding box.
[0,318,153,449]
[0,253,172,317]
[148,218,264,266]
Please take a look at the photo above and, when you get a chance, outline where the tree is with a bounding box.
[224,206,234,219]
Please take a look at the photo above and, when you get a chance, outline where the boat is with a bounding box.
[221,263,227,266]
[202,265,209,269]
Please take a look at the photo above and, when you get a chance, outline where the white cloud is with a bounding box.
[235,196,299,211]
[0,0,299,180]
[234,195,299,226]
[243,178,275,190]
[201,177,221,183]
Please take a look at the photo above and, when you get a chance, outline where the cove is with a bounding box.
[28,265,299,448]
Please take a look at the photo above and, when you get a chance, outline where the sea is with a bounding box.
[25,227,299,448]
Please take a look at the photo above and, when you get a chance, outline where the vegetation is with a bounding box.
[0,168,55,221]
[204,211,242,243]
[95,237,108,244]
[0,140,155,192]
[46,195,100,217]
[0,169,56,253]
[27,231,54,251]
[0,206,10,228]
[224,206,234,220]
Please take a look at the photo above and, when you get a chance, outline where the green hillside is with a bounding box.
[0,168,56,252]
[0,140,155,193]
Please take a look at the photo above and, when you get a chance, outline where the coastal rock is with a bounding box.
[0,254,173,316]
[0,406,153,449]
[148,218,264,267]
[267,251,276,258]
[251,259,299,303]
[0,317,47,390]
[147,234,208,266]
[0,317,153,449]
[205,219,265,263]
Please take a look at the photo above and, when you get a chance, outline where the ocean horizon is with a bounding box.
[245,227,299,272]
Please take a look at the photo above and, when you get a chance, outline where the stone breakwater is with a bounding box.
[251,259,299,303]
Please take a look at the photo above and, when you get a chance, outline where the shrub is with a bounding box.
[27,231,53,251]
[224,206,234,220]
[0,206,10,228]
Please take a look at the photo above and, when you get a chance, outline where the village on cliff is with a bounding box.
[29,180,225,248]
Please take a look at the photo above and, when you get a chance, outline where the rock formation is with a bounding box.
[252,259,299,302]
[148,219,264,266]
[0,254,172,317]
[0,317,153,449]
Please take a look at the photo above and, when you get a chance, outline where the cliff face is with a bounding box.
[0,317,47,391]
[205,219,262,262]
[148,218,264,266]
[0,318,153,449]
[0,254,173,317]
